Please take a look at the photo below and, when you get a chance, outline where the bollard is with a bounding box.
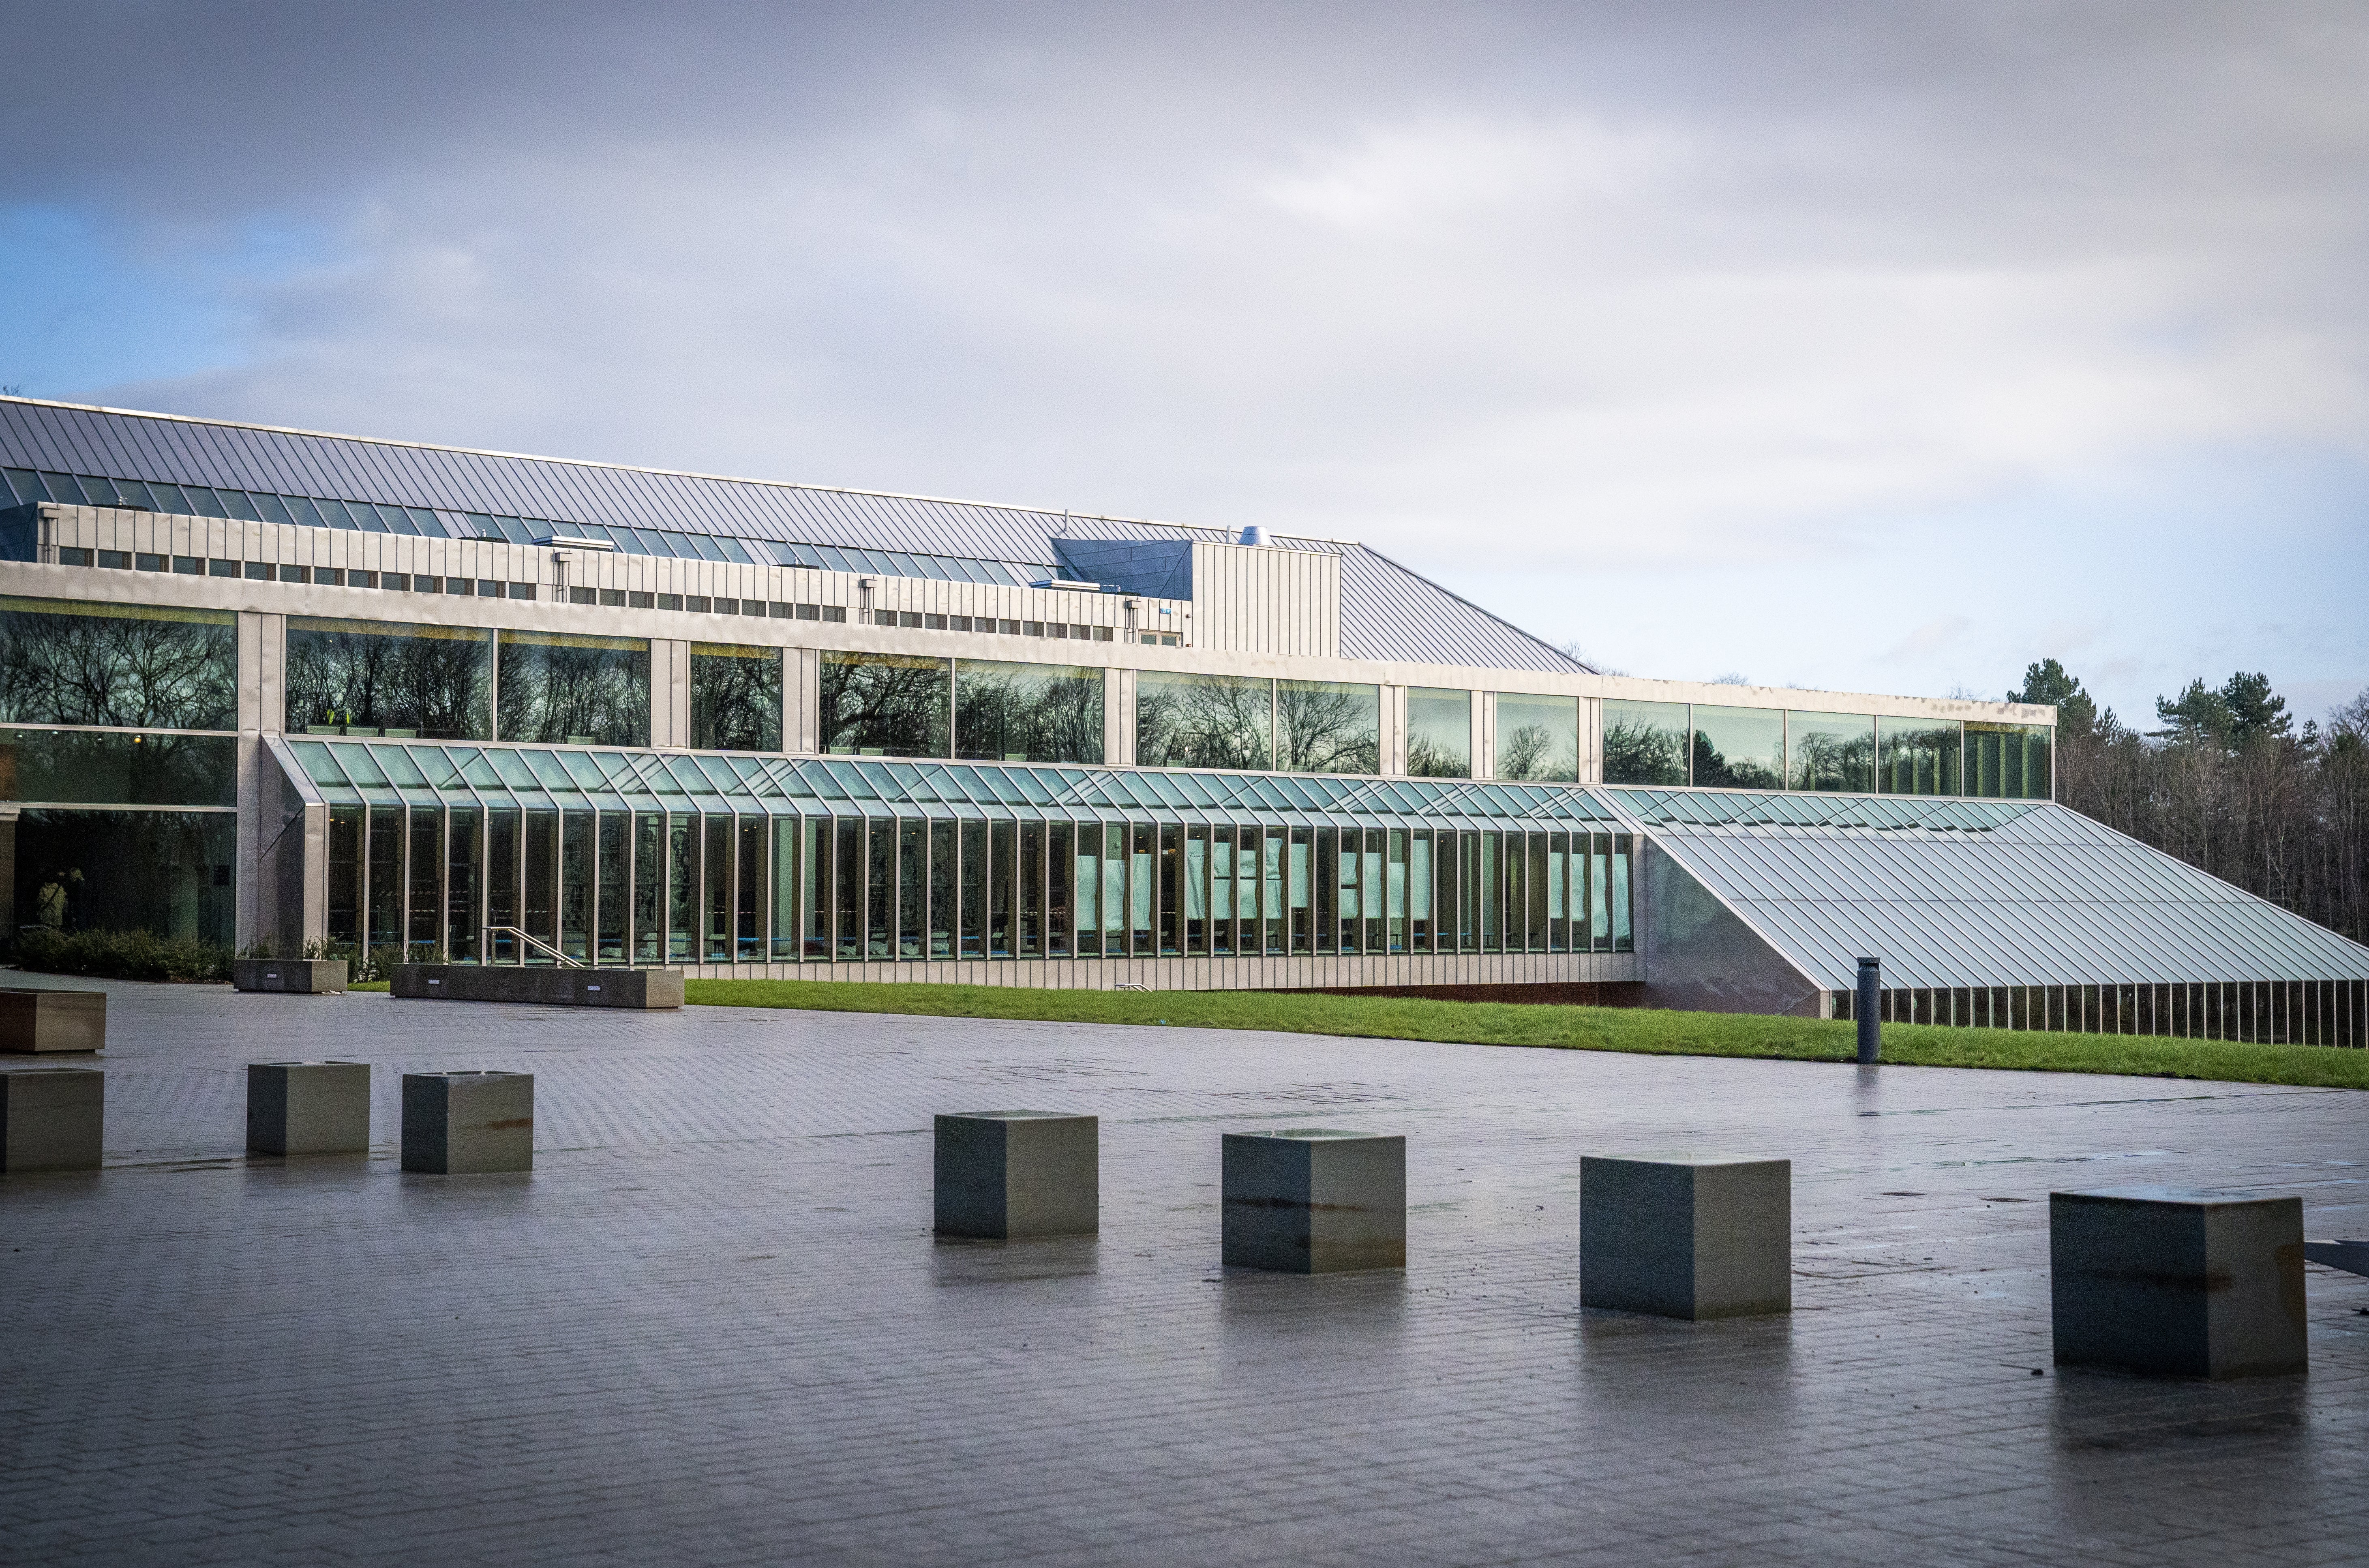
[1222,1129,1405,1273]
[934,1111,1099,1238]
[1855,957,1882,1064]
[2052,1187,2307,1378]
[1581,1152,1792,1319]
[401,1071,533,1174]
[0,1068,104,1172]
[247,1062,371,1155]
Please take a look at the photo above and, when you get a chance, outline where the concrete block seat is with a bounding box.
[392,965,683,1009]
[232,958,349,994]
[934,1111,1098,1238]
[2052,1187,2308,1378]
[1,1068,103,1172]
[247,1062,371,1155]
[402,1071,534,1174]
[1581,1153,1792,1320]
[1222,1129,1405,1273]
[0,987,105,1054]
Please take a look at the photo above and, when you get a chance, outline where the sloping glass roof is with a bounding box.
[270,738,1624,829]
[1602,788,2369,987]
[4,397,1584,674]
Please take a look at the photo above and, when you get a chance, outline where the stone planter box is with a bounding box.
[0,988,105,1054]
[2052,1186,2307,1379]
[1222,1129,1405,1273]
[247,1061,372,1155]
[1581,1153,1792,1320]
[232,958,349,994]
[391,965,683,1009]
[402,1071,534,1174]
[935,1111,1099,1238]
[1,1067,103,1172]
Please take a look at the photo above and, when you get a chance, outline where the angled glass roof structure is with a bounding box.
[1604,788,2369,988]
[272,738,1625,829]
[2,397,1583,673]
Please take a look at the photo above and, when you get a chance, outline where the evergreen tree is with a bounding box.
[2008,658,2101,739]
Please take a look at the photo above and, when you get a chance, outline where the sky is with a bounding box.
[2,0,2364,724]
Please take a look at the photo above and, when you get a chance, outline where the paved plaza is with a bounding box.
[1,978,2365,1566]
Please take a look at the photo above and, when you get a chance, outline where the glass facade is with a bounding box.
[1277,680,1379,775]
[1405,687,1471,778]
[1966,722,2051,801]
[1690,704,1786,790]
[286,617,494,739]
[1606,700,2045,800]
[6,807,235,943]
[0,596,236,730]
[1495,693,1579,782]
[1787,711,1876,793]
[1136,671,1272,771]
[497,630,650,746]
[1878,716,1962,796]
[0,727,237,806]
[822,652,951,757]
[690,642,783,752]
[1601,699,1687,786]
[955,660,1104,765]
[287,739,1636,966]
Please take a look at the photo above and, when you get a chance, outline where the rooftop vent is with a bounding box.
[1237,525,1264,546]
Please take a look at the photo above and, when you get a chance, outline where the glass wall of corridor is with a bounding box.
[1601,698,2052,799]
[276,739,1636,968]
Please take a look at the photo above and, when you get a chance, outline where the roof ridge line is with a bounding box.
[0,393,1357,546]
[1348,537,1594,675]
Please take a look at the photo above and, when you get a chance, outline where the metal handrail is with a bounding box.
[482,926,585,968]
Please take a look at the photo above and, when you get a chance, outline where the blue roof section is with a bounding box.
[0,396,1586,675]
[1602,788,2369,987]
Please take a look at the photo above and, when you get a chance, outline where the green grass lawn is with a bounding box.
[681,978,2369,1091]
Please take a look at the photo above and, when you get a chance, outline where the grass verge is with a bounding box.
[682,978,2369,1091]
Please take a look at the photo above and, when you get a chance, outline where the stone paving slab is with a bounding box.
[0,976,2363,1566]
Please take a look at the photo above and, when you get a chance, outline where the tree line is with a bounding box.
[2010,659,2369,945]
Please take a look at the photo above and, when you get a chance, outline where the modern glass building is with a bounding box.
[3,395,2362,1042]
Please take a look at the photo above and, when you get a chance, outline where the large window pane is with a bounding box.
[1788,711,1876,792]
[1602,699,1688,786]
[287,617,492,740]
[0,728,236,805]
[1494,693,1579,782]
[498,630,650,746]
[822,652,950,758]
[1135,670,1271,770]
[1277,680,1379,775]
[956,660,1104,764]
[0,596,236,730]
[1405,687,1470,778]
[1690,704,1786,790]
[9,807,234,943]
[690,642,782,752]
[1966,722,2053,799]
[1878,717,1963,797]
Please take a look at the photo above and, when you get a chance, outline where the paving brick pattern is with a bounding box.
[0,978,2363,1566]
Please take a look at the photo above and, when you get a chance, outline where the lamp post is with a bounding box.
[1856,956,1882,1065]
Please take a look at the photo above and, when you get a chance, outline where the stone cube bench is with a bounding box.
[1581,1153,1792,1320]
[402,1071,535,1174]
[1222,1129,1405,1273]
[247,1062,372,1155]
[0,1068,103,1173]
[2051,1186,2308,1378]
[392,965,683,1009]
[934,1111,1098,1238]
[232,959,349,994]
[0,988,105,1054]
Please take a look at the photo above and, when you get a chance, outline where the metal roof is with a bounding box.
[1604,788,2369,987]
[2,396,1585,675]
[274,737,1624,828]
